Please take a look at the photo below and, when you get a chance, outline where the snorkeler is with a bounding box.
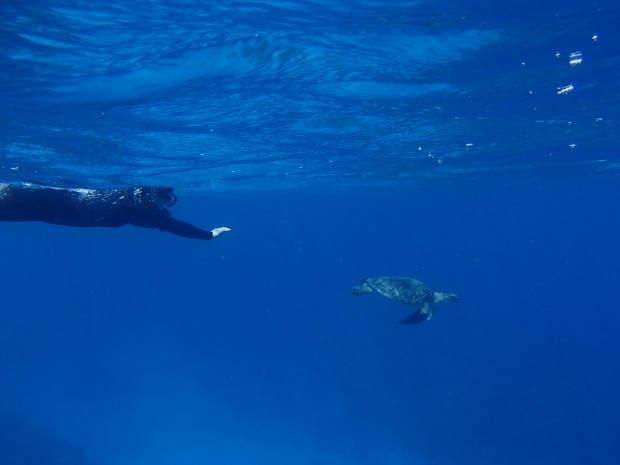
[0,182,231,240]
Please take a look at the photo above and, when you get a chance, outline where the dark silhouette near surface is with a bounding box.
[0,182,231,240]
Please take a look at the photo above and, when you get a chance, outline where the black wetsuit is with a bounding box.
[0,183,214,240]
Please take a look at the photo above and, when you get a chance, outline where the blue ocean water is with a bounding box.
[1,1,619,464]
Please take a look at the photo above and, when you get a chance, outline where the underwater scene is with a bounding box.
[1,1,619,464]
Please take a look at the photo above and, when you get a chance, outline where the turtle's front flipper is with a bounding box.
[398,311,428,325]
[400,302,433,325]
[420,301,434,320]
[352,282,373,295]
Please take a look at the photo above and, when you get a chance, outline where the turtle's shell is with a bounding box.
[364,276,433,308]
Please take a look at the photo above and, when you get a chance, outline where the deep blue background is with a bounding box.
[2,0,620,463]
[1,173,619,464]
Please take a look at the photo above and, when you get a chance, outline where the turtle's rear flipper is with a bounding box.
[398,311,429,325]
[352,282,373,295]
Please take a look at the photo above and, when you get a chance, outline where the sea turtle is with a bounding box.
[352,276,458,325]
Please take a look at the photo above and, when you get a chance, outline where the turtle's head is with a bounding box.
[434,292,459,304]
